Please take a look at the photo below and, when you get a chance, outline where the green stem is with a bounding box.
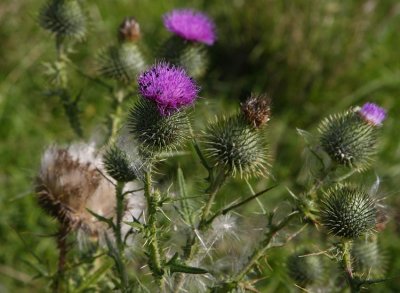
[341,240,360,293]
[198,170,226,230]
[106,90,125,145]
[115,182,126,254]
[143,171,164,289]
[112,181,130,291]
[233,211,300,283]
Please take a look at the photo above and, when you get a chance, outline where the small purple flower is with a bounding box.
[138,62,199,115]
[163,9,216,45]
[358,102,387,126]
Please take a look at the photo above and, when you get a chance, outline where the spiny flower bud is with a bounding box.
[351,236,386,278]
[320,184,376,239]
[240,94,271,129]
[39,0,87,40]
[35,144,145,237]
[203,115,270,179]
[97,43,146,83]
[287,250,323,288]
[128,99,190,154]
[318,103,386,171]
[103,146,137,183]
[159,36,208,79]
[138,62,199,115]
[118,17,141,43]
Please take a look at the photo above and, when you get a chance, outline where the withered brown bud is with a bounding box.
[240,94,271,128]
[118,17,141,42]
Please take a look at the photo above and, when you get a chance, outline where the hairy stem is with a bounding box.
[115,181,126,254]
[198,170,226,230]
[144,171,164,289]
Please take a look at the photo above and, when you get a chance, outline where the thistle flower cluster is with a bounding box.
[34,2,393,291]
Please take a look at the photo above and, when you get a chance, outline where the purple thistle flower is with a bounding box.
[138,62,199,115]
[163,9,216,45]
[358,102,387,126]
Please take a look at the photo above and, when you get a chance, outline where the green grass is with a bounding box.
[1,0,400,291]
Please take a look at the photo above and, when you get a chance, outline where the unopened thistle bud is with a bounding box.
[118,17,141,43]
[103,146,137,183]
[39,0,87,40]
[320,184,376,239]
[351,236,386,278]
[128,63,198,154]
[203,115,270,179]
[97,43,146,83]
[160,9,216,78]
[240,94,271,129]
[318,102,386,171]
[287,250,323,288]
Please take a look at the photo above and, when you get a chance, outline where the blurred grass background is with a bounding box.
[1,0,400,291]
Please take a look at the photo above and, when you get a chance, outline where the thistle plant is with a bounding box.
[32,3,395,292]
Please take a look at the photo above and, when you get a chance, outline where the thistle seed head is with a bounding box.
[203,115,270,179]
[35,144,115,235]
[320,184,376,239]
[128,99,190,155]
[318,109,380,171]
[163,9,216,45]
[240,94,271,129]
[35,144,145,238]
[287,249,323,288]
[118,17,141,43]
[39,0,87,40]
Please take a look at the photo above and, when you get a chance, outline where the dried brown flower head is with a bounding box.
[240,94,271,129]
[35,144,145,238]
[118,17,141,42]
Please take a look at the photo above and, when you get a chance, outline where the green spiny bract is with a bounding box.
[318,109,379,171]
[39,0,87,40]
[103,146,137,183]
[97,43,146,83]
[287,249,323,288]
[320,184,376,239]
[203,115,270,179]
[128,99,190,155]
[352,236,386,278]
[159,36,208,79]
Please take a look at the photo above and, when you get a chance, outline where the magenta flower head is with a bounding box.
[163,9,216,45]
[358,102,387,126]
[138,62,199,115]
